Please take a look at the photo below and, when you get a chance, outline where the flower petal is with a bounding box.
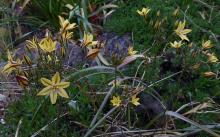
[133,101,140,106]
[41,78,52,86]
[58,16,65,27]
[182,29,192,34]
[52,72,60,84]
[137,10,142,15]
[37,86,52,96]
[2,63,16,74]
[58,88,69,98]
[90,41,98,46]
[131,95,140,106]
[56,82,70,88]
[180,34,189,41]
[179,21,185,30]
[68,23,77,29]
[50,92,58,104]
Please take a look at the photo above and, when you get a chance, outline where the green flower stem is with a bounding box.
[128,104,131,128]
[89,86,115,127]
[85,107,117,137]
[56,102,60,137]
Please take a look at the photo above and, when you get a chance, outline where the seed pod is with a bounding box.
[204,71,216,78]
[193,63,200,70]
[173,7,179,17]
[16,75,29,88]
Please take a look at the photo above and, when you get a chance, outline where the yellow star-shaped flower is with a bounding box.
[128,47,138,55]
[26,37,38,50]
[2,50,22,75]
[58,16,76,41]
[207,53,218,63]
[82,32,98,47]
[37,72,70,104]
[58,16,77,33]
[137,7,151,17]
[39,37,57,53]
[131,95,140,106]
[202,40,213,50]
[111,96,121,107]
[170,41,182,49]
[174,20,192,41]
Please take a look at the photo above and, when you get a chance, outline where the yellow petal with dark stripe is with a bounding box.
[56,82,70,88]
[50,92,58,104]
[58,88,69,98]
[41,78,52,86]
[52,72,60,84]
[37,86,52,96]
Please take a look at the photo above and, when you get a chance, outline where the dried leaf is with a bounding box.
[117,54,145,69]
[87,49,99,60]
[183,102,213,115]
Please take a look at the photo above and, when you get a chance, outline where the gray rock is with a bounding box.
[0,94,6,102]
[136,92,166,127]
[98,32,132,61]
[65,44,86,67]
